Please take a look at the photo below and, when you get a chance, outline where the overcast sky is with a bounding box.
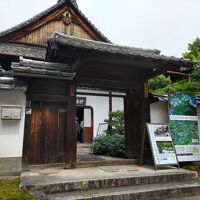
[0,0,200,57]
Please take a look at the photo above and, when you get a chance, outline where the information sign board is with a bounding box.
[146,123,178,168]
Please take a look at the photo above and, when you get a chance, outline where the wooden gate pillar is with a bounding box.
[124,84,150,160]
[65,84,77,168]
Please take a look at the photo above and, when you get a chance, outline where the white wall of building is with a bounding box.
[77,89,124,137]
[78,95,109,137]
[0,90,26,158]
[150,101,169,124]
[112,97,124,112]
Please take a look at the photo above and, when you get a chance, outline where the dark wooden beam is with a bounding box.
[65,84,77,168]
[166,70,190,77]
[77,92,125,98]
[77,78,140,90]
[124,83,151,160]
[143,65,167,81]
[71,56,83,72]
[28,93,68,102]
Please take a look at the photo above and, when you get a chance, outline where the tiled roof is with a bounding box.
[0,0,110,43]
[0,43,46,60]
[0,76,26,90]
[0,58,76,80]
[50,32,193,67]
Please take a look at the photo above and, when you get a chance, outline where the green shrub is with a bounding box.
[91,133,125,158]
[104,110,124,135]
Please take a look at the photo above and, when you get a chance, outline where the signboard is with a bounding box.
[146,123,178,167]
[169,93,200,162]
[76,97,86,106]
[1,105,22,120]
[96,123,108,137]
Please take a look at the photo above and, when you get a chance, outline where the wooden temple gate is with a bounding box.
[0,0,193,169]
[23,32,190,168]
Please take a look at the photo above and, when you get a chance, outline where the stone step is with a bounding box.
[46,180,200,200]
[22,170,197,194]
[77,159,137,168]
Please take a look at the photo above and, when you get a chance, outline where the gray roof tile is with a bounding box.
[0,43,46,59]
[51,32,193,66]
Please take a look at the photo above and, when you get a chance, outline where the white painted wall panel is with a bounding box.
[112,97,124,111]
[0,90,26,158]
[77,94,109,137]
[150,101,169,124]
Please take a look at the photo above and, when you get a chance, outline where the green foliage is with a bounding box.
[91,133,125,158]
[191,67,200,81]
[104,110,125,135]
[148,74,171,93]
[0,178,37,200]
[183,37,200,66]
[91,110,125,158]
[148,37,200,95]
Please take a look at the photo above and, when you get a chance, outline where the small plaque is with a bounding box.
[1,105,22,120]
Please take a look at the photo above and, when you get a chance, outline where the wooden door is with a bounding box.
[29,101,66,164]
[83,107,93,143]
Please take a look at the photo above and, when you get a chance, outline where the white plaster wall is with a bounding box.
[77,94,109,137]
[0,90,26,158]
[150,101,169,124]
[112,97,124,112]
[77,94,124,137]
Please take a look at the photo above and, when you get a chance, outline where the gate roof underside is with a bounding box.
[46,32,194,90]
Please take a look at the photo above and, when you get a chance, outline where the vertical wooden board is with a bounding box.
[57,108,66,163]
[42,102,58,164]
[83,127,93,143]
[65,85,77,168]
[29,102,42,164]
[124,91,145,159]
[22,106,32,164]
[15,20,93,45]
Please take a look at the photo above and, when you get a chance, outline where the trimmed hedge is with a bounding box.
[91,133,125,158]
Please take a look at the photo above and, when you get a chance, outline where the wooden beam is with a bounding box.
[65,84,77,168]
[71,56,83,72]
[3,7,67,42]
[77,78,140,90]
[143,66,167,81]
[166,70,190,77]
[28,93,68,102]
[77,91,125,98]
[124,84,151,160]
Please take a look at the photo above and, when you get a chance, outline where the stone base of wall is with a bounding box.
[0,157,22,176]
